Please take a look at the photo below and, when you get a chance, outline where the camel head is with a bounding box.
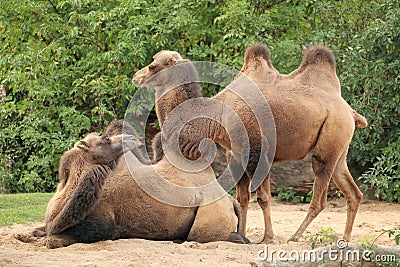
[132,50,183,87]
[74,132,136,164]
[104,119,144,147]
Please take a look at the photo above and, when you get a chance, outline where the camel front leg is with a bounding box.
[255,173,274,243]
[236,175,251,236]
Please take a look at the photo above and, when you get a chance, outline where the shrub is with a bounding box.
[1,0,399,195]
[360,137,400,202]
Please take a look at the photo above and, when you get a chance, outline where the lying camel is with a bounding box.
[132,45,367,243]
[43,120,247,248]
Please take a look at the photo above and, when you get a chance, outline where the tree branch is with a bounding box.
[73,5,107,52]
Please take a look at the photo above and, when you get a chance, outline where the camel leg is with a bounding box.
[46,212,116,249]
[236,174,251,236]
[255,173,274,243]
[46,233,77,249]
[331,150,363,241]
[289,155,335,241]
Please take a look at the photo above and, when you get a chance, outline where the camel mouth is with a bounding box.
[132,76,144,86]
[121,134,137,153]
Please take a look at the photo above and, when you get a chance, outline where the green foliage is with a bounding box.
[358,235,379,250]
[276,186,313,203]
[0,193,53,226]
[1,0,399,194]
[358,228,400,267]
[306,227,339,249]
[360,138,400,202]
[276,185,303,204]
[383,228,400,246]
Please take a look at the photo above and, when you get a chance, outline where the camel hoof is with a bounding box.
[287,235,301,243]
[46,236,76,249]
[14,233,39,244]
[32,226,46,237]
[342,235,350,242]
[226,232,251,244]
[258,238,279,245]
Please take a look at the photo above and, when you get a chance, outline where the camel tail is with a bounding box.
[302,45,336,69]
[243,43,272,65]
[352,110,368,128]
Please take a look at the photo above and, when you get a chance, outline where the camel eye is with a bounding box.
[104,136,111,144]
[149,65,156,72]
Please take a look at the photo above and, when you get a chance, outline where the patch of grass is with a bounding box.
[306,226,339,249]
[0,193,53,226]
[276,185,304,204]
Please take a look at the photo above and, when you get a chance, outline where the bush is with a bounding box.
[360,137,400,202]
[1,0,399,196]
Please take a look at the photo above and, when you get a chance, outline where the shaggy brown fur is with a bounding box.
[44,133,135,246]
[132,45,367,243]
[43,121,248,248]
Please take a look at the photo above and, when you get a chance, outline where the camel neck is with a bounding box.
[156,82,202,128]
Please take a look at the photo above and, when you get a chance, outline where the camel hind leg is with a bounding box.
[331,148,363,241]
[289,113,356,242]
[187,196,246,243]
[289,154,337,241]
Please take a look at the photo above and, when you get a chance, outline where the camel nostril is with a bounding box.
[132,77,143,86]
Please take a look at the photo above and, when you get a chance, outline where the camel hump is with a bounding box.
[352,110,368,128]
[244,43,272,64]
[302,45,336,69]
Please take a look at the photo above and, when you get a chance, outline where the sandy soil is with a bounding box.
[0,198,399,267]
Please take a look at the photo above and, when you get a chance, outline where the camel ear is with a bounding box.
[75,140,90,151]
[166,57,178,66]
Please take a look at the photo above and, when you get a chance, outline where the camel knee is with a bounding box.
[237,193,250,208]
[256,191,271,210]
[236,175,251,208]
[311,155,335,178]
[346,190,363,211]
[308,200,327,217]
[257,197,270,210]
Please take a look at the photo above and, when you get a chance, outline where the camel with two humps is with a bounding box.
[132,45,367,243]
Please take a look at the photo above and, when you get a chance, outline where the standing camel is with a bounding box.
[132,45,367,243]
[236,44,367,242]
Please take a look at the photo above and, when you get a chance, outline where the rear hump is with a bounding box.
[301,45,336,69]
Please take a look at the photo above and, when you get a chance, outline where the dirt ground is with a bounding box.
[0,198,399,267]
